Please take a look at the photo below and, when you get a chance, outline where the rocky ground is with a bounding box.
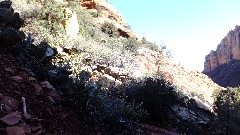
[0,1,90,133]
[0,49,184,135]
[0,49,95,135]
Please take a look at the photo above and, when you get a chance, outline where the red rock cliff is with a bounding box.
[203,25,240,72]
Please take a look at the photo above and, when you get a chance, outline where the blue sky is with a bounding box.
[108,0,240,71]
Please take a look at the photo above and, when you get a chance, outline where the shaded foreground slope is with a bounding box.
[0,49,92,135]
[0,49,217,134]
[205,60,240,87]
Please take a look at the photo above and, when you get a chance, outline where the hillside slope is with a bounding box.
[0,0,224,134]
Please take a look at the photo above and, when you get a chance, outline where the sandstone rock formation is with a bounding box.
[204,25,240,72]
[61,7,79,38]
[80,0,97,9]
[79,0,141,39]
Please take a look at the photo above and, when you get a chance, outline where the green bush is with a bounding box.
[124,37,141,53]
[147,42,159,51]
[101,21,119,38]
[87,90,145,134]
[54,71,146,134]
[213,87,240,134]
[90,11,98,18]
[141,36,147,44]
[38,0,65,36]
[65,5,107,41]
[125,78,185,124]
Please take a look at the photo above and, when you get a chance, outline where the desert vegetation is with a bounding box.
[212,87,240,134]
[1,0,240,134]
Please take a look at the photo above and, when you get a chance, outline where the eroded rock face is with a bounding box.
[79,0,140,40]
[61,7,79,38]
[80,0,97,9]
[204,25,240,72]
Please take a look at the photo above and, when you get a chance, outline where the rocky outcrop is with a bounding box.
[80,0,97,9]
[79,0,140,39]
[204,25,240,72]
[61,7,79,38]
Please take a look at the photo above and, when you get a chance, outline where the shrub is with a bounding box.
[124,37,141,53]
[108,13,117,21]
[87,90,145,134]
[125,78,185,124]
[147,42,159,51]
[57,72,147,134]
[37,0,65,36]
[141,36,147,44]
[213,87,240,134]
[101,21,119,38]
[66,6,106,41]
[90,11,98,17]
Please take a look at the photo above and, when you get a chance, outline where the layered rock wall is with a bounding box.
[204,25,240,72]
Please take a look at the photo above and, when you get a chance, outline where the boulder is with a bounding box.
[6,126,25,135]
[0,96,19,112]
[10,76,23,83]
[1,112,22,125]
[61,7,79,38]
[80,0,97,9]
[0,0,24,48]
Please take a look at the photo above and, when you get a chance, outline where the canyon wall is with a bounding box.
[203,25,240,73]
